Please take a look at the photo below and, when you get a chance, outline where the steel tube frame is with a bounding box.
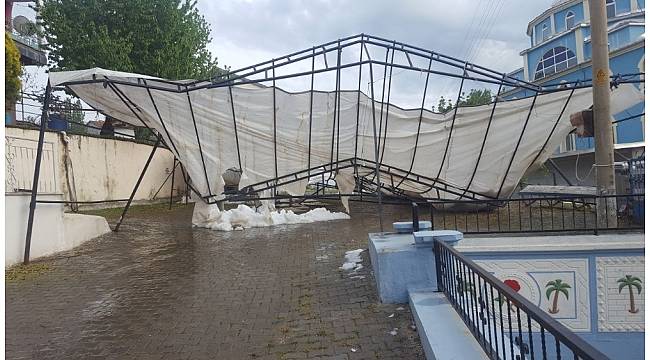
[379,42,396,164]
[365,42,384,231]
[113,136,162,232]
[46,34,645,213]
[496,92,539,198]
[272,62,278,199]
[462,82,503,196]
[144,79,180,155]
[393,55,433,190]
[151,158,181,199]
[525,84,577,172]
[23,82,52,264]
[186,91,213,197]
[169,157,176,210]
[307,47,316,174]
[227,78,243,172]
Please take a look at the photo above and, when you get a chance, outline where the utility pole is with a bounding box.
[589,0,617,228]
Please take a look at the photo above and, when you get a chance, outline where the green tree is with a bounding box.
[617,275,642,314]
[64,99,85,134]
[36,0,225,80]
[459,89,493,107]
[436,96,453,113]
[36,0,227,137]
[435,88,494,113]
[545,279,571,314]
[5,32,22,103]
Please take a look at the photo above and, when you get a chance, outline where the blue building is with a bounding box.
[500,0,644,154]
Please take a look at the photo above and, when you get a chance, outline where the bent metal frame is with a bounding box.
[23,34,644,263]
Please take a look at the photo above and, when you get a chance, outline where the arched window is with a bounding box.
[534,47,578,80]
[565,11,575,29]
[606,0,616,18]
[542,23,550,40]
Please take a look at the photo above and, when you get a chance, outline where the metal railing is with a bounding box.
[9,29,42,50]
[425,194,644,235]
[434,240,608,360]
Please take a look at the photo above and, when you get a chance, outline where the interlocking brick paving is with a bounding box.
[6,202,425,359]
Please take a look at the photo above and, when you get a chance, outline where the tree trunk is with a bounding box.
[628,286,638,313]
[549,291,560,314]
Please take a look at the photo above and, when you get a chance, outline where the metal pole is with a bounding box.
[23,82,52,264]
[179,162,190,204]
[365,44,384,232]
[412,202,419,232]
[114,136,162,232]
[21,88,25,122]
[169,157,176,210]
[589,0,617,228]
[272,61,278,201]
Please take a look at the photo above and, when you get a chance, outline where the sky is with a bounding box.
[195,0,555,106]
[15,0,556,119]
[198,0,552,95]
[197,0,552,74]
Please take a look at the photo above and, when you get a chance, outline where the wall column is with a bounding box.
[523,53,530,81]
[575,28,585,62]
[550,15,556,34]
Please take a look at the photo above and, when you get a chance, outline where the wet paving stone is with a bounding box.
[6,202,425,359]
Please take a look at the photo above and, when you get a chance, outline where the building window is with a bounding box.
[534,46,578,80]
[606,0,616,18]
[565,11,575,29]
[542,23,550,40]
[565,134,576,152]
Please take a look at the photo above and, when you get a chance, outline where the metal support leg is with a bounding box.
[178,162,190,203]
[547,159,574,186]
[169,157,176,210]
[412,202,420,232]
[364,44,383,232]
[23,82,52,265]
[114,136,162,232]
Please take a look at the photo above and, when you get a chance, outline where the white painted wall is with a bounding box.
[5,127,185,208]
[5,192,111,266]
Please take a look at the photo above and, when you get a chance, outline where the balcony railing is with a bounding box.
[9,29,42,50]
[433,239,609,360]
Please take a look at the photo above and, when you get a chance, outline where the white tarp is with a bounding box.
[192,201,349,231]
[50,68,644,207]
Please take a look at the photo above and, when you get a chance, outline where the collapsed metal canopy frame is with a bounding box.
[24,33,644,263]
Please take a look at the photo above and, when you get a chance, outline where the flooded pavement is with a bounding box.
[6,202,425,359]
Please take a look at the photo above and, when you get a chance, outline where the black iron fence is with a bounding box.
[434,240,608,360]
[425,194,644,235]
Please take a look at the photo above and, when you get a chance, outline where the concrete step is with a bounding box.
[409,291,489,360]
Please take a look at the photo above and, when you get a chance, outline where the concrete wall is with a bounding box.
[370,232,644,359]
[5,126,185,209]
[458,235,645,360]
[5,192,110,266]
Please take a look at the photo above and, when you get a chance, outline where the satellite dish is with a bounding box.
[12,16,37,36]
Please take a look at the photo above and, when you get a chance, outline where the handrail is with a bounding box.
[434,240,609,360]
[424,194,644,235]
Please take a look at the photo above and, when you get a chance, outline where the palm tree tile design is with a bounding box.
[545,279,571,314]
[617,275,642,314]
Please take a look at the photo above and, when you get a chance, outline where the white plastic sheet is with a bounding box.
[50,68,644,207]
